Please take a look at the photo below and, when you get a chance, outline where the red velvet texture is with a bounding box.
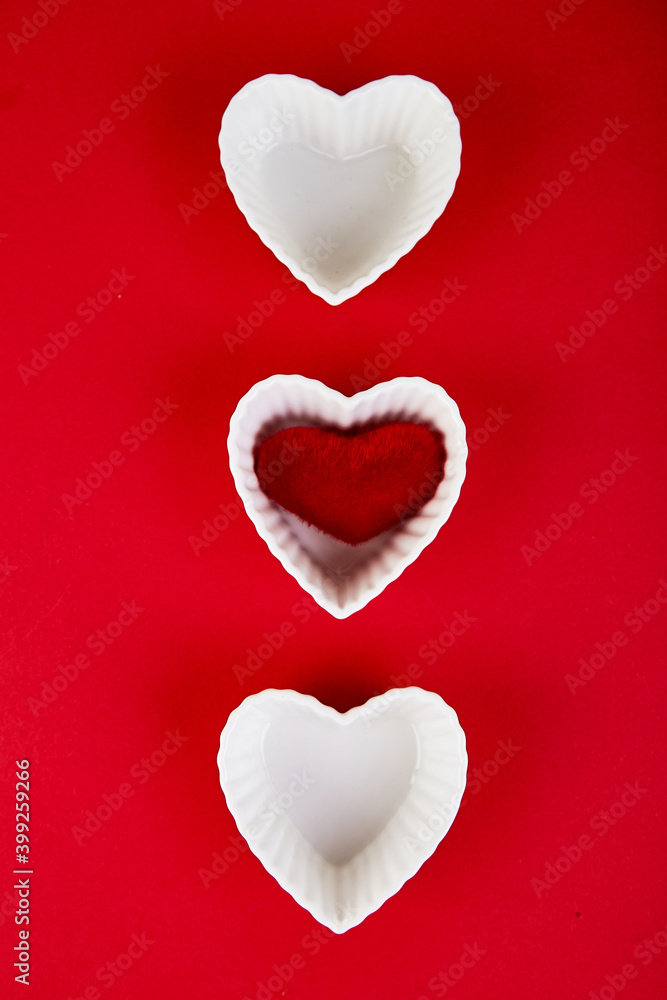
[254,422,446,544]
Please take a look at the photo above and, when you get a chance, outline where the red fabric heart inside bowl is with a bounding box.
[254,422,446,545]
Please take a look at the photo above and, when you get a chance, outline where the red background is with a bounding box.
[1,0,666,997]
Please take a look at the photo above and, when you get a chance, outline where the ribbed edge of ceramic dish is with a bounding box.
[219,74,461,304]
[218,688,467,932]
[227,375,467,618]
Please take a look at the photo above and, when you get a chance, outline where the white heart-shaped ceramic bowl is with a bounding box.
[227,375,467,618]
[219,74,461,305]
[218,687,467,933]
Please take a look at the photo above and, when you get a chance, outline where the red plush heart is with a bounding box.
[254,422,446,545]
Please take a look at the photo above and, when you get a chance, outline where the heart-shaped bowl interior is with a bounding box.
[218,688,468,932]
[219,74,461,304]
[227,375,467,618]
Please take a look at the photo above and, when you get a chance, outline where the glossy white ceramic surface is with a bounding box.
[219,75,461,304]
[218,688,467,932]
[227,375,467,618]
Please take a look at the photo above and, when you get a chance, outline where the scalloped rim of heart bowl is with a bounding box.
[218,687,468,933]
[227,375,467,618]
[218,74,462,305]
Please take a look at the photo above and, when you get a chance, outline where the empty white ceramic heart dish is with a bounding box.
[219,74,461,304]
[227,375,467,618]
[218,687,467,932]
